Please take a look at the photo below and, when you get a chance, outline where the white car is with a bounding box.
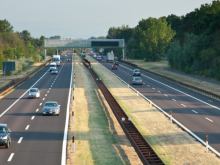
[93,54,97,58]
[28,88,40,99]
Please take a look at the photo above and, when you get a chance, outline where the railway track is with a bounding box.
[82,58,164,165]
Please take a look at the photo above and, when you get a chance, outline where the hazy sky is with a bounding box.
[0,0,215,39]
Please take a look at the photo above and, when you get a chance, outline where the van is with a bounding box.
[50,62,57,72]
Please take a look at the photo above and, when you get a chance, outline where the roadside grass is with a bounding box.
[86,55,220,165]
[127,60,220,96]
[66,55,142,165]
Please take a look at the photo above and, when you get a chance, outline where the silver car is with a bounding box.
[133,69,141,76]
[51,68,58,74]
[132,77,143,85]
[42,101,60,116]
[28,88,40,99]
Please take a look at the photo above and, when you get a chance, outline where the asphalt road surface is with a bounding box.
[0,53,73,165]
[93,55,220,154]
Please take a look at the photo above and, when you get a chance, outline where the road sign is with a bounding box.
[3,62,15,71]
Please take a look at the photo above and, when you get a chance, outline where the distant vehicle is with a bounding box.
[97,55,102,60]
[53,55,60,66]
[114,61,119,66]
[93,54,97,58]
[42,101,60,116]
[81,53,86,57]
[112,65,118,70]
[50,62,57,71]
[133,69,141,76]
[107,52,114,62]
[28,88,40,99]
[0,124,11,148]
[51,68,58,74]
[132,77,143,85]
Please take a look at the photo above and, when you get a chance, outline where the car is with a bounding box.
[0,124,11,148]
[112,65,118,70]
[133,69,141,76]
[93,54,97,58]
[132,77,143,85]
[114,61,119,66]
[28,88,40,99]
[42,101,60,116]
[51,68,58,74]
[97,56,102,60]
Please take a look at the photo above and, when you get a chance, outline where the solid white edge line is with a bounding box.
[18,137,23,143]
[61,53,72,165]
[7,153,14,161]
[0,69,49,118]
[25,125,29,130]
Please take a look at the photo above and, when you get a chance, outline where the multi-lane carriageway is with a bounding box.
[0,52,73,165]
[92,55,220,155]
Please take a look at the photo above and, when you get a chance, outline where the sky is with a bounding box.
[0,0,215,39]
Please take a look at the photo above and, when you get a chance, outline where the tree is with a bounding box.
[0,51,5,69]
[0,19,13,32]
[20,30,32,41]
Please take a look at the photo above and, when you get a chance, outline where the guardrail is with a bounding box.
[119,60,220,100]
[0,59,52,97]
[82,58,165,165]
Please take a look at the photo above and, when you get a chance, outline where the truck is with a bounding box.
[107,52,114,62]
[49,62,57,71]
[53,55,60,66]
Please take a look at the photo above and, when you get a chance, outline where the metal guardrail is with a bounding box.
[82,58,164,165]
[0,59,52,97]
[119,60,220,100]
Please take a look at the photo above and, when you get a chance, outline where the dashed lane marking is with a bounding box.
[25,125,29,130]
[18,137,23,143]
[206,117,213,122]
[31,116,35,120]
[36,109,39,112]
[172,99,176,101]
[192,110,198,113]
[7,153,14,161]
[181,104,186,107]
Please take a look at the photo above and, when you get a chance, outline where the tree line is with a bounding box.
[104,0,220,80]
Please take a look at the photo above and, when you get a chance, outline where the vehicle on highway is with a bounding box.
[93,54,97,58]
[114,61,119,66]
[49,62,57,71]
[112,65,118,70]
[133,69,141,76]
[52,55,60,66]
[51,68,58,74]
[132,77,143,85]
[28,88,40,99]
[42,101,60,116]
[97,55,102,60]
[0,124,11,148]
[107,52,114,62]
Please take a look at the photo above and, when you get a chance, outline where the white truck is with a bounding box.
[49,62,57,71]
[107,52,114,63]
[53,55,60,66]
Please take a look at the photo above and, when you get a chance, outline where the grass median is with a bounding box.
[66,55,142,165]
[86,55,220,165]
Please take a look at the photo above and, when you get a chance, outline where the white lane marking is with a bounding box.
[61,53,73,165]
[143,83,145,84]
[31,116,35,120]
[164,94,168,97]
[40,103,42,106]
[18,137,23,143]
[49,88,51,90]
[25,125,29,130]
[0,69,50,118]
[208,100,213,102]
[45,94,47,96]
[147,85,150,86]
[192,110,198,113]
[152,88,155,90]
[47,91,49,93]
[120,64,220,112]
[8,153,14,161]
[158,91,161,93]
[172,99,176,101]
[181,104,186,107]
[43,98,45,100]
[36,109,39,112]
[51,85,52,87]
[206,117,213,122]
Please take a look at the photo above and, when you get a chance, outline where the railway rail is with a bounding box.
[82,58,164,165]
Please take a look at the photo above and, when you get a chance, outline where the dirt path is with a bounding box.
[66,55,142,165]
[87,56,220,165]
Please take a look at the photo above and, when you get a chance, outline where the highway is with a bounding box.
[92,55,220,153]
[0,52,73,165]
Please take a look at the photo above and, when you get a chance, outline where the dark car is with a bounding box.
[51,68,58,74]
[132,77,143,85]
[114,61,119,66]
[133,69,141,76]
[0,124,11,148]
[112,65,118,70]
